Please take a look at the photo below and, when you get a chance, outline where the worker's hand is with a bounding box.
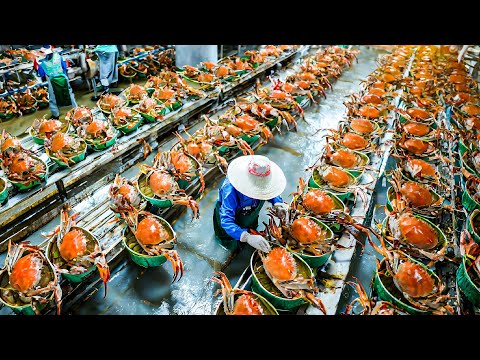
[273,202,289,221]
[240,231,271,253]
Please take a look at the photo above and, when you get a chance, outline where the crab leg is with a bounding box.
[163,250,184,283]
[302,291,327,314]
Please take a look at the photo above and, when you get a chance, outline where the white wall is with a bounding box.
[175,45,218,67]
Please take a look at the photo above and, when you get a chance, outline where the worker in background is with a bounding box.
[37,45,77,120]
[213,155,288,252]
[91,45,119,101]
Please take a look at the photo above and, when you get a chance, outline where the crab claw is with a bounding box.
[164,250,184,283]
[260,126,274,143]
[303,291,327,314]
[94,254,110,298]
[137,138,152,159]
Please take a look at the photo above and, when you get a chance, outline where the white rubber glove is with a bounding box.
[273,202,288,220]
[240,231,271,253]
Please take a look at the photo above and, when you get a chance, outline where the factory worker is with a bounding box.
[37,45,77,119]
[91,45,119,101]
[213,155,288,252]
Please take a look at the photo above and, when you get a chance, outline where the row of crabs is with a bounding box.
[0,86,49,120]
[211,45,475,316]
[345,45,476,315]
[0,44,438,316]
[0,45,310,314]
[111,45,360,315]
[117,47,176,80]
[442,45,480,311]
[176,45,299,89]
[0,46,268,202]
[209,46,375,315]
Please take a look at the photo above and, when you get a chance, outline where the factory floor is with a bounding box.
[0,47,386,315]
[62,46,382,315]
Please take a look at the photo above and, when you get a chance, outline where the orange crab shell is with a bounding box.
[400,182,433,207]
[139,97,157,113]
[407,159,436,178]
[1,136,21,153]
[38,119,62,134]
[359,106,380,119]
[403,138,429,155]
[154,87,175,100]
[234,57,250,70]
[462,104,480,116]
[410,86,423,96]
[379,73,396,83]
[291,217,325,244]
[236,114,258,131]
[298,72,316,81]
[86,119,106,135]
[50,132,72,153]
[233,294,264,315]
[404,123,430,136]
[330,149,358,168]
[226,124,243,137]
[10,253,42,293]
[198,73,214,83]
[323,166,350,187]
[466,117,480,131]
[72,107,92,121]
[394,261,434,298]
[273,90,289,100]
[292,80,307,90]
[450,92,472,106]
[398,214,438,250]
[406,108,429,120]
[263,247,297,282]
[119,183,137,204]
[454,83,469,92]
[362,93,383,105]
[303,189,335,214]
[129,84,147,98]
[350,119,375,134]
[215,66,229,77]
[59,229,88,261]
[342,132,368,150]
[9,153,32,173]
[135,216,171,245]
[372,81,386,89]
[368,88,386,97]
[200,142,212,155]
[114,108,133,118]
[449,74,466,84]
[282,82,295,93]
[187,142,202,156]
[149,171,174,196]
[171,152,193,174]
[202,62,216,71]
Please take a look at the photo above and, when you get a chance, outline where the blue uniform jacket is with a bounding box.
[218,177,282,241]
[38,54,68,78]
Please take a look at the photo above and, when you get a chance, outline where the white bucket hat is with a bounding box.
[227,155,286,200]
